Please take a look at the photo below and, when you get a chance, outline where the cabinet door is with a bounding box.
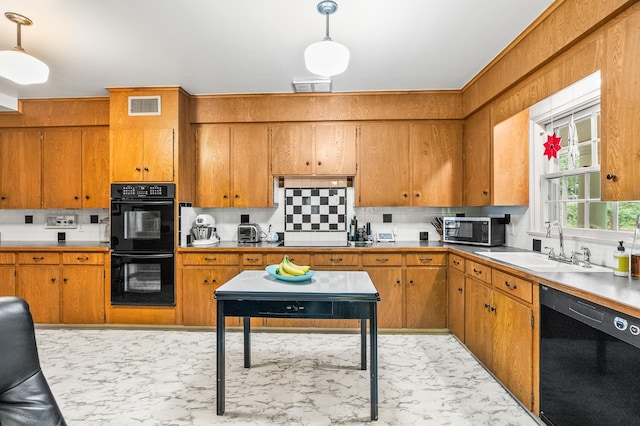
[143,128,174,181]
[314,123,357,175]
[17,265,60,323]
[61,265,105,324]
[464,278,493,368]
[410,122,463,206]
[82,127,110,208]
[602,10,640,200]
[492,109,529,206]
[358,123,410,206]
[464,108,491,206]
[447,267,465,341]
[111,129,145,182]
[232,125,271,207]
[271,124,314,175]
[196,125,231,207]
[42,128,83,208]
[0,266,16,296]
[405,267,447,329]
[0,130,42,209]
[182,266,239,326]
[364,267,404,328]
[492,291,533,410]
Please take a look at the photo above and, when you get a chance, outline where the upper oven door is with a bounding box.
[111,199,175,251]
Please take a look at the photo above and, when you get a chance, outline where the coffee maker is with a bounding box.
[190,214,220,246]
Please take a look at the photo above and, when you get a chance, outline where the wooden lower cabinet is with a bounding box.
[181,266,240,326]
[0,253,16,296]
[447,266,465,341]
[364,267,403,328]
[16,251,106,324]
[405,267,447,329]
[464,271,534,410]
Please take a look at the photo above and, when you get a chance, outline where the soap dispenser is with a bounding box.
[613,241,629,277]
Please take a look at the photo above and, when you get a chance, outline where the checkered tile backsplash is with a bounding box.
[285,188,347,231]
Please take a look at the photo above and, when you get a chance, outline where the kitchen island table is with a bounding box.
[215,270,380,420]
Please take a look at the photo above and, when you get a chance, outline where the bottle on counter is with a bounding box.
[631,215,640,279]
[613,241,629,277]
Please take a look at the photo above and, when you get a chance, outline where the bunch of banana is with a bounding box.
[277,255,311,276]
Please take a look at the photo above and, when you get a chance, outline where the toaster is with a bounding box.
[238,223,262,243]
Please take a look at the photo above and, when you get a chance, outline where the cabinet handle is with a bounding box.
[76,256,90,262]
[375,258,389,263]
[235,194,240,199]
[74,196,79,200]
[606,173,617,180]
[396,280,401,285]
[457,287,463,293]
[453,259,460,266]
[402,192,408,198]
[32,256,45,261]
[203,279,209,284]
[473,268,482,275]
[409,280,415,285]
[85,195,90,200]
[484,303,490,309]
[135,167,141,172]
[504,281,517,290]
[211,279,217,284]
[144,167,149,171]
[0,196,6,200]
[483,190,489,195]
[223,195,228,199]
[415,192,421,198]
[63,278,68,283]
[330,257,343,262]
[51,277,56,283]
[419,257,433,263]
[490,306,497,312]
[317,161,322,166]
[204,257,217,261]
[306,161,310,166]
[246,257,260,262]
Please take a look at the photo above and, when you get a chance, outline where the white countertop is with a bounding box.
[215,270,379,300]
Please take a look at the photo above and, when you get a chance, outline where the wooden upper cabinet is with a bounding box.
[42,129,83,209]
[464,108,491,206]
[81,127,110,208]
[0,129,42,209]
[410,122,463,206]
[357,122,411,206]
[601,9,640,201]
[270,123,356,176]
[111,128,174,182]
[196,124,271,208]
[313,123,357,175]
[492,109,529,206]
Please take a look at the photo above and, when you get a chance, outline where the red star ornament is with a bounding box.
[543,133,562,160]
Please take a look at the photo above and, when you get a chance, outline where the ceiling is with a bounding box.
[0,0,555,109]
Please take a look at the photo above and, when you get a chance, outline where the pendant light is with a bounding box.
[304,1,350,77]
[0,12,49,85]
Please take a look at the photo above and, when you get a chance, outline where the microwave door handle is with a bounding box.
[111,253,173,259]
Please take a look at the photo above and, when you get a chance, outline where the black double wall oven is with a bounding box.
[110,184,175,306]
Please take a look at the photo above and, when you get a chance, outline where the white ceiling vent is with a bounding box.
[128,96,161,116]
[292,79,332,93]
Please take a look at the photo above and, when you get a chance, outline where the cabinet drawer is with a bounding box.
[241,253,264,266]
[313,253,361,267]
[449,253,465,271]
[0,253,15,264]
[18,252,59,265]
[406,252,447,266]
[265,253,310,266]
[492,269,533,304]
[182,253,238,266]
[466,260,491,284]
[62,252,104,265]
[362,253,402,266]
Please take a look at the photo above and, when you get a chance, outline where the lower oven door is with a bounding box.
[111,252,175,306]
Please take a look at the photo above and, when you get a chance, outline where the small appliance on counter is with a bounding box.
[191,214,220,246]
[442,215,508,247]
[238,223,262,243]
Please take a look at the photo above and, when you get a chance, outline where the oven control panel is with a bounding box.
[111,183,175,199]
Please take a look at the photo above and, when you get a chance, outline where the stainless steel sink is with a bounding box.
[474,251,610,273]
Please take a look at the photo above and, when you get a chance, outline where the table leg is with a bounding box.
[360,318,367,370]
[370,302,378,421]
[243,316,251,368]
[216,300,225,416]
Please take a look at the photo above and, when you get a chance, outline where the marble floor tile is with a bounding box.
[34,329,541,425]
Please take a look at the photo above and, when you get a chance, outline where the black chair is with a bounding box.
[0,297,67,426]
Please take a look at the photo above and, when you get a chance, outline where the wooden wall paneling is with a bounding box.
[462,0,632,116]
[0,98,109,128]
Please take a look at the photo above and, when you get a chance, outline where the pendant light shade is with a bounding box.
[0,12,49,85]
[304,1,350,77]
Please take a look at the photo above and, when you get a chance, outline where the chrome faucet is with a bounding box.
[545,221,567,260]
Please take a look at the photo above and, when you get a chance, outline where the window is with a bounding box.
[531,71,640,237]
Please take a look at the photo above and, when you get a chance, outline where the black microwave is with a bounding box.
[443,216,506,247]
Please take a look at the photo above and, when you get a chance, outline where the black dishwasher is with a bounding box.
[540,285,640,426]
